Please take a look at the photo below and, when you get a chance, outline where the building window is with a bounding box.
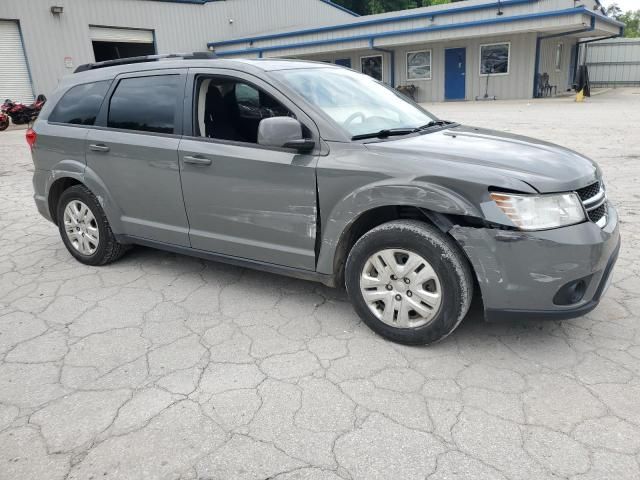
[555,43,564,71]
[480,42,510,76]
[407,50,432,80]
[361,55,383,81]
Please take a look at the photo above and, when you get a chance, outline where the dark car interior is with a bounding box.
[197,78,292,143]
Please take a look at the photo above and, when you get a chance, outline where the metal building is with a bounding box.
[0,0,354,102]
[209,0,624,102]
[0,0,624,104]
[582,37,640,88]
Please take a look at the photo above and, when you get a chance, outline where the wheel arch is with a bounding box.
[47,169,124,235]
[316,180,482,279]
[48,176,83,225]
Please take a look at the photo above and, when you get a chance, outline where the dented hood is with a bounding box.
[365,125,600,193]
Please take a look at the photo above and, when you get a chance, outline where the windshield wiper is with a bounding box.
[418,120,456,130]
[351,127,419,141]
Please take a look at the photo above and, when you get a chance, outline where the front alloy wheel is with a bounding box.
[345,220,473,345]
[360,249,442,328]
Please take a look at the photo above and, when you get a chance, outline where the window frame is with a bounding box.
[406,49,432,81]
[47,80,112,127]
[93,68,187,137]
[182,69,320,153]
[479,41,511,77]
[360,54,384,82]
[555,42,564,71]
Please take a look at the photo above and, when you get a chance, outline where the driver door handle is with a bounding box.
[183,155,212,166]
[89,143,110,152]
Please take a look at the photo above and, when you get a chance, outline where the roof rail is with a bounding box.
[74,52,216,73]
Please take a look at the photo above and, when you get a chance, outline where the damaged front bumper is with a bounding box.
[450,205,620,322]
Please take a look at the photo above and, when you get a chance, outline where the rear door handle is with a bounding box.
[183,155,212,166]
[89,143,110,152]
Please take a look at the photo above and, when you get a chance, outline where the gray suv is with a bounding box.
[30,54,620,345]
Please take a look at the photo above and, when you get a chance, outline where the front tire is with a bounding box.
[57,185,127,266]
[345,220,473,345]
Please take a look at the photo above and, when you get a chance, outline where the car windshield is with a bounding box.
[273,67,437,138]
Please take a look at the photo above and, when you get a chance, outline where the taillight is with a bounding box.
[26,128,37,150]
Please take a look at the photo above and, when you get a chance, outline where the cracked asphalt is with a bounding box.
[1,88,639,480]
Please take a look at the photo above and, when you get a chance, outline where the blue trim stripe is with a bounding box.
[213,6,617,57]
[208,0,538,48]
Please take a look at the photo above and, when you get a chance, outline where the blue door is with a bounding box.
[445,48,466,100]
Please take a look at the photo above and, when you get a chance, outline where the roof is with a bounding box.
[208,0,624,57]
[149,0,358,15]
[64,57,338,86]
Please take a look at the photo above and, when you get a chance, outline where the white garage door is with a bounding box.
[89,26,154,44]
[0,20,34,103]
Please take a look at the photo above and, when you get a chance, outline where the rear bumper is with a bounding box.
[450,204,620,322]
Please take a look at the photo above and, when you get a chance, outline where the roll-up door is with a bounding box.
[89,26,154,44]
[0,20,34,103]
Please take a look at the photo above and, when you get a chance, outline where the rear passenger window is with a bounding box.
[49,81,110,125]
[108,75,180,134]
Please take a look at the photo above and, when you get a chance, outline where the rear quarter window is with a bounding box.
[48,80,111,125]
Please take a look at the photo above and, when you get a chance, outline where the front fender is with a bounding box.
[315,179,481,275]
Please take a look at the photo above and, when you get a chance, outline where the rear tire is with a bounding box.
[345,219,473,345]
[0,117,9,131]
[57,185,127,266]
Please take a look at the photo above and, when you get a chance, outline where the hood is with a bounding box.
[365,125,600,193]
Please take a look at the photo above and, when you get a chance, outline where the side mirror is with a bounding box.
[258,117,315,152]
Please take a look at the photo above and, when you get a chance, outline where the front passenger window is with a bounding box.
[196,77,292,143]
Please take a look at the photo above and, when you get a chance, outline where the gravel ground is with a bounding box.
[0,88,639,480]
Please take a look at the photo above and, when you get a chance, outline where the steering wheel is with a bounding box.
[343,112,366,129]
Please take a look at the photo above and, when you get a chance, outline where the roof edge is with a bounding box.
[318,0,359,17]
[208,0,538,48]
[212,6,621,56]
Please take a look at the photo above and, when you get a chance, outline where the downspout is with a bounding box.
[532,16,596,98]
[369,38,395,87]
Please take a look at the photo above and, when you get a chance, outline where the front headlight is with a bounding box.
[490,192,586,231]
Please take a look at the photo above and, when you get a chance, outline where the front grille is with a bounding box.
[588,203,606,223]
[576,181,607,227]
[576,182,600,202]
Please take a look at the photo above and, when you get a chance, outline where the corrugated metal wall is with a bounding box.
[393,33,538,102]
[301,33,541,102]
[537,36,577,94]
[583,38,640,87]
[0,0,352,95]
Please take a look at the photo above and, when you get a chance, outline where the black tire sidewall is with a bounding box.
[345,221,470,345]
[57,186,111,266]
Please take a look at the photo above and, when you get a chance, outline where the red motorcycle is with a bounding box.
[0,94,46,131]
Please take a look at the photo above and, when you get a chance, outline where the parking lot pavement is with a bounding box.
[0,88,639,480]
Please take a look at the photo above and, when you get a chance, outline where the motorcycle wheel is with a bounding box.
[0,118,9,131]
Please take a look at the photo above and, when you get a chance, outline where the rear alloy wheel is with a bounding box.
[63,200,100,256]
[57,184,127,266]
[345,219,473,345]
